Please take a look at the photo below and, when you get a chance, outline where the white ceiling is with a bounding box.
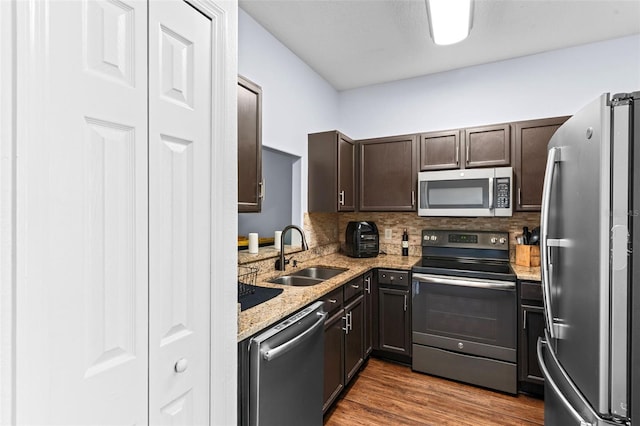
[239,0,640,91]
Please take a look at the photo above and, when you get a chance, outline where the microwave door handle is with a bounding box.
[488,177,494,209]
[541,147,559,340]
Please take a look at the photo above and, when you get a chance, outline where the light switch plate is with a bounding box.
[384,229,392,240]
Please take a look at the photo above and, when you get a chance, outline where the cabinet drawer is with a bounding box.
[344,276,364,302]
[321,287,344,316]
[520,280,542,302]
[377,269,409,287]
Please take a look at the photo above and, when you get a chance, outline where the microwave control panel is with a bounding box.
[495,177,510,209]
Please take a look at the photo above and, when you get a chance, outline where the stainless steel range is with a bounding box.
[411,229,517,394]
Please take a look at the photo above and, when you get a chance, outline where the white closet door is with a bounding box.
[15,0,149,424]
[148,1,212,424]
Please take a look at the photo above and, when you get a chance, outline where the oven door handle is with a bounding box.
[412,274,515,290]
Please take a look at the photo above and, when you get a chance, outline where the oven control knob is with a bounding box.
[430,235,437,241]
[457,342,464,350]
[499,237,507,244]
[490,237,498,244]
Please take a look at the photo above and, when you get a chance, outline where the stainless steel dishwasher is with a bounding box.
[248,300,326,426]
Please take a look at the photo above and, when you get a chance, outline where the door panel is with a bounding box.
[16,1,148,424]
[338,135,355,211]
[546,95,610,413]
[149,2,211,424]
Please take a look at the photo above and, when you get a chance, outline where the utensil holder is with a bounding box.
[515,245,540,267]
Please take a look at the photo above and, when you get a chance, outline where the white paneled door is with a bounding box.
[148,1,212,424]
[15,1,149,424]
[13,0,217,424]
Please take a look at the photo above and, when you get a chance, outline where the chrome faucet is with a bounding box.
[275,225,309,271]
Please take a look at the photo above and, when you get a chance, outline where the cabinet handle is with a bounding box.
[365,276,371,293]
[466,140,470,165]
[349,311,353,331]
[328,298,337,304]
[403,294,407,312]
[339,190,345,206]
[342,315,349,334]
[455,140,460,166]
[523,310,527,330]
[518,187,522,206]
[351,284,360,289]
[259,180,265,200]
[411,191,415,207]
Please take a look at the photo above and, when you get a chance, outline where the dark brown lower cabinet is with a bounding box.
[323,310,345,412]
[322,277,367,414]
[378,287,411,356]
[518,280,545,396]
[363,272,374,357]
[344,294,364,384]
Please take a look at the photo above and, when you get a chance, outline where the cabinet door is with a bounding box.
[237,76,262,212]
[513,117,569,211]
[520,305,545,384]
[420,130,461,171]
[344,295,365,385]
[359,135,418,211]
[338,134,356,211]
[323,310,345,413]
[464,124,511,168]
[378,287,411,355]
[363,273,374,357]
[308,131,355,212]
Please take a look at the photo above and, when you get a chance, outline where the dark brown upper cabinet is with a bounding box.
[513,116,570,211]
[308,131,355,212]
[358,134,418,211]
[237,75,262,212]
[419,130,461,171]
[464,123,511,168]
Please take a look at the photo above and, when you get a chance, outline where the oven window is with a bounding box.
[412,280,516,349]
[421,179,489,209]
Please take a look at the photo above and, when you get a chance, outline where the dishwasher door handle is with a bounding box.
[262,311,328,362]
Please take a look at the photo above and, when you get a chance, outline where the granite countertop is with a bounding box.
[238,252,542,341]
[511,264,541,281]
[237,252,420,341]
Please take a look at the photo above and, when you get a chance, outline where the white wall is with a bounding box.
[239,8,339,216]
[338,34,640,139]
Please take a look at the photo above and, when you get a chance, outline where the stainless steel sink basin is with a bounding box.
[268,275,325,286]
[289,266,348,280]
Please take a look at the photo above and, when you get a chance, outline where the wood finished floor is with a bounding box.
[324,358,544,426]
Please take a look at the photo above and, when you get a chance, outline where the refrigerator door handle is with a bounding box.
[541,147,559,339]
[536,338,593,426]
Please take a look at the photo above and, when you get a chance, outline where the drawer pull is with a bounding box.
[351,284,360,289]
[328,298,337,304]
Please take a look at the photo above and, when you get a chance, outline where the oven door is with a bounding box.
[411,273,517,362]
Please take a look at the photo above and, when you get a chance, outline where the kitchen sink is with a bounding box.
[269,267,348,286]
[289,266,348,280]
[269,275,325,286]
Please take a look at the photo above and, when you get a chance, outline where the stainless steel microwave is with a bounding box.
[417,167,513,217]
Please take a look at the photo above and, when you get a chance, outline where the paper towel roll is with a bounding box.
[274,231,282,250]
[248,233,259,253]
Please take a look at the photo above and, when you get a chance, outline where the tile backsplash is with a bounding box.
[305,211,541,261]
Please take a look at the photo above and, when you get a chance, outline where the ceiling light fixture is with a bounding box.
[426,0,474,46]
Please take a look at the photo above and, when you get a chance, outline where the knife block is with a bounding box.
[515,245,540,267]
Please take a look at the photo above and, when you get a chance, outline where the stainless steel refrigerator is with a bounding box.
[538,91,639,425]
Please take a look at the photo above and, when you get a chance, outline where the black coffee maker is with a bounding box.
[344,221,379,258]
